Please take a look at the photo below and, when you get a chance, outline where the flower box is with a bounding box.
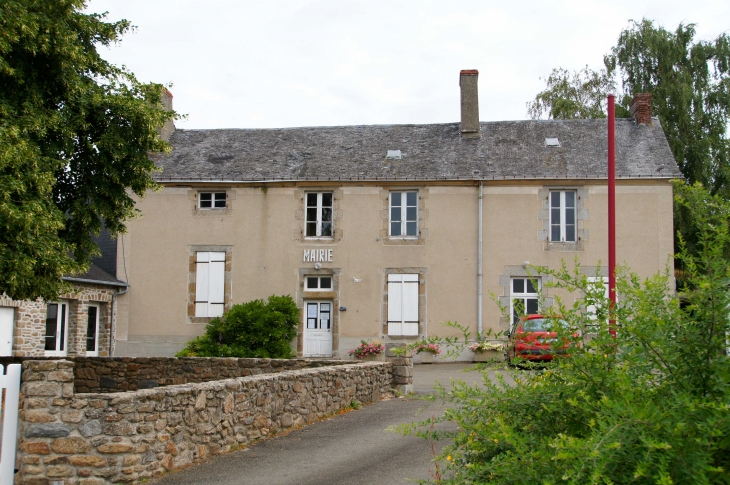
[419,352,435,364]
[473,349,503,362]
[359,353,386,362]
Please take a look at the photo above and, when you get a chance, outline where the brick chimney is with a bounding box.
[159,89,176,141]
[629,93,652,125]
[459,70,480,138]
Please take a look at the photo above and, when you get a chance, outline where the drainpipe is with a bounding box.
[478,181,483,337]
[110,286,129,357]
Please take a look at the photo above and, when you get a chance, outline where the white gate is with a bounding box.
[0,364,21,484]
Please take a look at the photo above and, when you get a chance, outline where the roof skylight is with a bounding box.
[386,150,402,159]
[545,138,561,147]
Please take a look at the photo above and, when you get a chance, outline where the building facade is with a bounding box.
[112,72,680,358]
[0,264,128,357]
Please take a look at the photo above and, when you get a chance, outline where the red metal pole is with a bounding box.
[608,94,617,338]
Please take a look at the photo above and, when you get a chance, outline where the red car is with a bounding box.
[506,315,576,363]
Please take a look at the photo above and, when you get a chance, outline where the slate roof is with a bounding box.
[63,263,129,287]
[152,119,682,182]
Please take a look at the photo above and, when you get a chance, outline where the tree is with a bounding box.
[398,189,730,483]
[0,0,175,301]
[528,19,730,195]
[176,296,300,359]
[526,66,628,120]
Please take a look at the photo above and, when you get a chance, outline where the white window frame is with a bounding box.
[305,276,333,291]
[45,300,70,357]
[305,192,333,238]
[586,277,609,321]
[510,277,540,328]
[86,303,100,356]
[199,192,227,209]
[389,191,418,238]
[195,251,226,317]
[549,190,577,242]
[387,274,419,336]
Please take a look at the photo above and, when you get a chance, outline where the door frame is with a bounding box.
[303,300,333,358]
[45,300,70,357]
[0,306,15,357]
[85,303,100,357]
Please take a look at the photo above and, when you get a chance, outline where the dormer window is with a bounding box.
[199,192,226,209]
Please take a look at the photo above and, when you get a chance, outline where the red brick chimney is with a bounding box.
[459,70,480,138]
[629,93,652,125]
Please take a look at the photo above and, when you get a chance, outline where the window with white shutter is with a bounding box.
[387,274,419,336]
[195,251,226,317]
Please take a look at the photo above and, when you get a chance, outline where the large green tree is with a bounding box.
[528,19,730,196]
[0,0,175,300]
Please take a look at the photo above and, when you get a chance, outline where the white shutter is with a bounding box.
[195,252,226,317]
[387,274,419,336]
[387,275,403,335]
[402,275,419,336]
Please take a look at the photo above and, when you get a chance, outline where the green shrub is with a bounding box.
[399,185,730,484]
[176,295,299,358]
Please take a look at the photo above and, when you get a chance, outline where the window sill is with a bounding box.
[544,241,584,252]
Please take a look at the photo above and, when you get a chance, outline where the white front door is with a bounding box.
[0,307,14,356]
[304,301,332,357]
[45,301,69,356]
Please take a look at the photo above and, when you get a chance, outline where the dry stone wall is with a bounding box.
[17,359,391,485]
[71,356,350,393]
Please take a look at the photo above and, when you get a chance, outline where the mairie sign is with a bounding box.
[303,249,333,263]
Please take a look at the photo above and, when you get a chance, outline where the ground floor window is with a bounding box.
[45,301,69,356]
[511,277,540,327]
[305,276,332,291]
[195,251,226,317]
[387,274,419,336]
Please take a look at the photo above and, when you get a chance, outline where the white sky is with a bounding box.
[85,0,729,130]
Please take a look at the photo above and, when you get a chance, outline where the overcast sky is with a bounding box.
[85,0,728,130]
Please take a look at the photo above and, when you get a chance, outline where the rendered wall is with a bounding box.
[116,180,674,357]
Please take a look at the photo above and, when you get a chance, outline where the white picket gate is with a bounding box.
[0,364,21,485]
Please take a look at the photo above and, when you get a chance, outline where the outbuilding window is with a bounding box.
[195,251,225,317]
[45,301,69,356]
[86,304,100,356]
[305,192,333,238]
[387,274,419,336]
[390,191,418,237]
[199,192,227,209]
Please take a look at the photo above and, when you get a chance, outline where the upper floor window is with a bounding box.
[306,192,333,238]
[550,190,576,242]
[390,191,418,237]
[199,192,226,209]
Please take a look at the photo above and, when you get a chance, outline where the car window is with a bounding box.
[521,318,568,332]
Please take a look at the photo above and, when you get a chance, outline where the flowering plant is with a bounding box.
[348,340,385,358]
[469,340,506,353]
[413,342,441,355]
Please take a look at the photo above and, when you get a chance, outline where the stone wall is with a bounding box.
[17,359,392,485]
[70,357,354,393]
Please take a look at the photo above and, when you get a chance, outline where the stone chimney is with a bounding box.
[629,93,652,125]
[459,70,480,138]
[159,89,176,141]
